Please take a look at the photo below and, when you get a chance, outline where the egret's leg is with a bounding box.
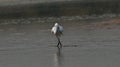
[57,40,62,48]
[59,40,62,48]
[57,40,59,47]
[57,36,59,47]
[57,36,62,48]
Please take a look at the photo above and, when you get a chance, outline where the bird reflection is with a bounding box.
[54,47,64,67]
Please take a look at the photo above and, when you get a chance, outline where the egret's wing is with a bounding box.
[59,26,63,32]
[51,26,57,34]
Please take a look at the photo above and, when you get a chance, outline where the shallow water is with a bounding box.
[0,18,120,67]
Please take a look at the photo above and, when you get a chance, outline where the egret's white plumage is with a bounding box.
[51,23,63,37]
[51,23,63,47]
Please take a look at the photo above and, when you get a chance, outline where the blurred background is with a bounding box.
[0,0,120,18]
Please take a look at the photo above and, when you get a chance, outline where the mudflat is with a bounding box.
[0,17,120,67]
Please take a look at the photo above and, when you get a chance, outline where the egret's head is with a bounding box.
[54,23,59,26]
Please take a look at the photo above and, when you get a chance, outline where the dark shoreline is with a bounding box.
[0,1,120,19]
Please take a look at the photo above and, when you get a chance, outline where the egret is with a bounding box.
[51,23,63,48]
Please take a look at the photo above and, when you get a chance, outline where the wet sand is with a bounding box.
[0,17,120,67]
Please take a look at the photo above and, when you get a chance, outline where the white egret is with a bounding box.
[51,23,63,48]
